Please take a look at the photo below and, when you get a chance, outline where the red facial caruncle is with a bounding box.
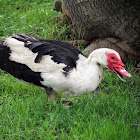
[106,53,131,82]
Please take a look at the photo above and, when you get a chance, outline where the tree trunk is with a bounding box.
[62,0,140,62]
[63,0,140,47]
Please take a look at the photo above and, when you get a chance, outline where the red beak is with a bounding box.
[108,61,131,82]
[113,66,131,77]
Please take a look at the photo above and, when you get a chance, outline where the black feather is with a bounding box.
[27,42,46,50]
[12,34,36,42]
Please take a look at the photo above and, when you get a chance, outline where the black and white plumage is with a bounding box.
[0,34,131,99]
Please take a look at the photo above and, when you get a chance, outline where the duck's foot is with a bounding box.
[61,98,72,109]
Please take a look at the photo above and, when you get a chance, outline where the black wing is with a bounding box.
[12,34,83,75]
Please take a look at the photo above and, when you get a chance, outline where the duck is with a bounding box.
[0,34,131,103]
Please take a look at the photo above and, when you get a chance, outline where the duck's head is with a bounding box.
[106,51,131,82]
[89,48,131,82]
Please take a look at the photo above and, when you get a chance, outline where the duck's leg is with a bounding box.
[45,87,59,104]
[45,88,72,109]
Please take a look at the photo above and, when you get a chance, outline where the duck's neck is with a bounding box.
[68,54,104,94]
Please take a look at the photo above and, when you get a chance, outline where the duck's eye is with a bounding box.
[111,56,114,59]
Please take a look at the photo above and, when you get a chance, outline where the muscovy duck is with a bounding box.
[0,34,131,102]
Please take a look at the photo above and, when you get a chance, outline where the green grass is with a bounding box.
[0,0,76,41]
[0,0,140,139]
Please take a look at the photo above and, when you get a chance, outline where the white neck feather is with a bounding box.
[68,51,107,94]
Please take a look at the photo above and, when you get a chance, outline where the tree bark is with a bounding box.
[63,0,140,47]
[62,0,140,62]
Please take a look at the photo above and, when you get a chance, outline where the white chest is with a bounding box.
[68,64,103,94]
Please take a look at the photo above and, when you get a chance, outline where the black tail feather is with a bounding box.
[12,34,37,43]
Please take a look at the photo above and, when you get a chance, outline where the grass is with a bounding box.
[0,0,76,41]
[0,0,140,139]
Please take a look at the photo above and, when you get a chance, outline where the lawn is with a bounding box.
[0,0,139,139]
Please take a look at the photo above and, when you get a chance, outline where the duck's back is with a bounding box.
[0,34,83,88]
